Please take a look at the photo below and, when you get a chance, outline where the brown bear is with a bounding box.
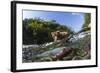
[51,31,69,42]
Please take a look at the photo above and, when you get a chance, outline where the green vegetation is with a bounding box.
[23,18,74,44]
[82,13,91,28]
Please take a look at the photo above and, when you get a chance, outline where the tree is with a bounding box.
[82,13,91,28]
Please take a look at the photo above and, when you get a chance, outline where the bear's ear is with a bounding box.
[51,32,54,35]
[56,31,60,35]
[51,32,55,37]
